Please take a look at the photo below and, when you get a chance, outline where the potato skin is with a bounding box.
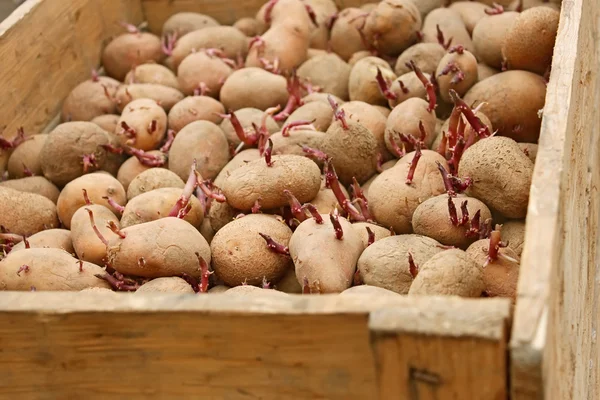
[472,12,519,70]
[222,155,321,211]
[394,43,447,76]
[0,248,109,291]
[339,101,392,162]
[234,17,266,37]
[127,168,184,200]
[102,32,164,81]
[363,0,422,56]
[168,120,230,181]
[120,187,204,229]
[466,239,520,298]
[501,220,526,256]
[458,137,533,219]
[107,217,211,278]
[436,50,479,103]
[464,71,547,142]
[177,51,233,97]
[0,187,59,235]
[385,98,437,152]
[168,96,225,132]
[115,84,184,113]
[286,102,333,133]
[422,8,474,54]
[162,12,220,36]
[449,1,488,34]
[358,234,442,294]
[519,143,538,164]
[330,8,369,61]
[290,214,363,293]
[270,129,327,167]
[71,204,120,266]
[91,114,120,134]
[211,214,293,286]
[124,63,180,89]
[349,57,397,106]
[7,134,47,178]
[61,77,120,122]
[274,267,302,293]
[351,222,392,250]
[56,172,126,229]
[0,176,60,204]
[117,151,167,191]
[40,122,113,187]
[309,179,350,215]
[220,68,289,112]
[412,194,493,249]
[135,277,195,294]
[297,54,351,100]
[408,249,485,297]
[219,108,279,147]
[11,229,73,253]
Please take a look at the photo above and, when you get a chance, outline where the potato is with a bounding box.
[348,51,372,66]
[116,98,167,151]
[361,159,396,197]
[170,26,248,69]
[357,234,443,293]
[7,134,47,178]
[91,114,120,134]
[117,150,167,191]
[439,110,493,150]
[100,217,211,278]
[477,63,500,80]
[329,8,369,61]
[200,218,216,244]
[80,287,116,294]
[463,71,547,142]
[466,237,520,298]
[290,214,363,293]
[302,92,345,106]
[459,137,533,219]
[501,219,526,256]
[436,49,478,103]
[162,12,220,36]
[220,68,288,112]
[57,172,126,228]
[449,1,488,34]
[211,214,293,286]
[177,51,233,97]
[304,179,347,215]
[304,0,338,49]
[168,96,225,132]
[502,7,560,75]
[286,102,333,132]
[209,285,230,293]
[270,129,327,167]
[127,168,185,200]
[274,267,302,293]
[340,285,400,297]
[412,194,493,249]
[71,204,120,266]
[374,105,391,117]
[297,54,351,100]
[168,120,230,181]
[40,122,114,187]
[472,12,519,70]
[394,43,447,76]
[0,186,59,236]
[222,155,321,211]
[368,151,448,233]
[351,222,392,249]
[349,57,397,106]
[225,285,289,296]
[422,8,474,54]
[0,176,60,204]
[363,0,422,56]
[307,49,328,59]
[135,277,195,294]
[115,84,184,113]
[124,63,180,89]
[102,32,163,81]
[339,101,392,162]
[120,187,204,229]
[385,97,437,152]
[0,248,109,291]
[11,229,73,253]
[208,200,239,233]
[220,107,280,147]
[61,76,120,122]
[519,143,538,163]
[213,148,261,188]
[234,17,266,37]
[409,248,485,297]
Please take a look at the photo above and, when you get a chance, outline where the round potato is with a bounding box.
[168,96,225,132]
[127,168,185,200]
[11,229,73,253]
[0,186,59,236]
[7,134,47,179]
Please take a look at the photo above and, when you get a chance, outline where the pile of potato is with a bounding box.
[0,0,560,298]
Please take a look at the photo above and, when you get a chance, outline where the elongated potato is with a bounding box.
[0,176,60,204]
[177,51,233,97]
[220,68,288,112]
[0,187,59,236]
[61,76,120,122]
[102,31,163,81]
[162,12,220,36]
[0,248,109,291]
[71,204,120,266]
[115,84,184,113]
[11,229,73,253]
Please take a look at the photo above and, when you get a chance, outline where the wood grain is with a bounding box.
[510,0,600,398]
[140,0,376,32]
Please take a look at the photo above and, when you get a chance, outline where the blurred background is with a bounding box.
[0,0,23,21]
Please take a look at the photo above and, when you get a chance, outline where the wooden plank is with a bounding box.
[369,298,511,400]
[0,292,509,399]
[510,0,600,398]
[140,0,376,33]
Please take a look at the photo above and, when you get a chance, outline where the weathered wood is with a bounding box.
[510,0,600,398]
[0,292,509,399]
[140,0,375,32]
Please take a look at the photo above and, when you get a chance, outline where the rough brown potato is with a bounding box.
[61,76,120,122]
[117,150,167,191]
[7,134,47,179]
[269,129,327,167]
[127,168,185,200]
[168,120,230,181]
[472,12,519,69]
[71,204,120,266]
[0,176,60,204]
[363,0,422,56]
[168,96,225,132]
[519,143,538,164]
[222,155,321,211]
[213,149,261,188]
[329,8,369,61]
[115,84,185,113]
[220,68,289,112]
[124,63,180,89]
[449,1,488,34]
[11,229,73,253]
[211,214,293,286]
[286,102,333,133]
[177,51,233,97]
[162,12,220,36]
[477,63,500,80]
[297,54,351,100]
[501,219,526,256]
[361,159,396,197]
[116,98,167,151]
[422,8,474,54]
[0,188,59,235]
[0,248,110,291]
[459,136,534,219]
[339,101,393,162]
[219,108,280,147]
[135,277,195,294]
[351,222,392,249]
[466,237,520,298]
[308,179,350,215]
[385,97,437,152]
[349,57,397,106]
[436,49,479,103]
[102,32,164,81]
[357,234,442,294]
[91,114,120,134]
[394,43,447,76]
[56,172,126,228]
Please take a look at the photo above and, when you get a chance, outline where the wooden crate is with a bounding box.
[0,0,597,399]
